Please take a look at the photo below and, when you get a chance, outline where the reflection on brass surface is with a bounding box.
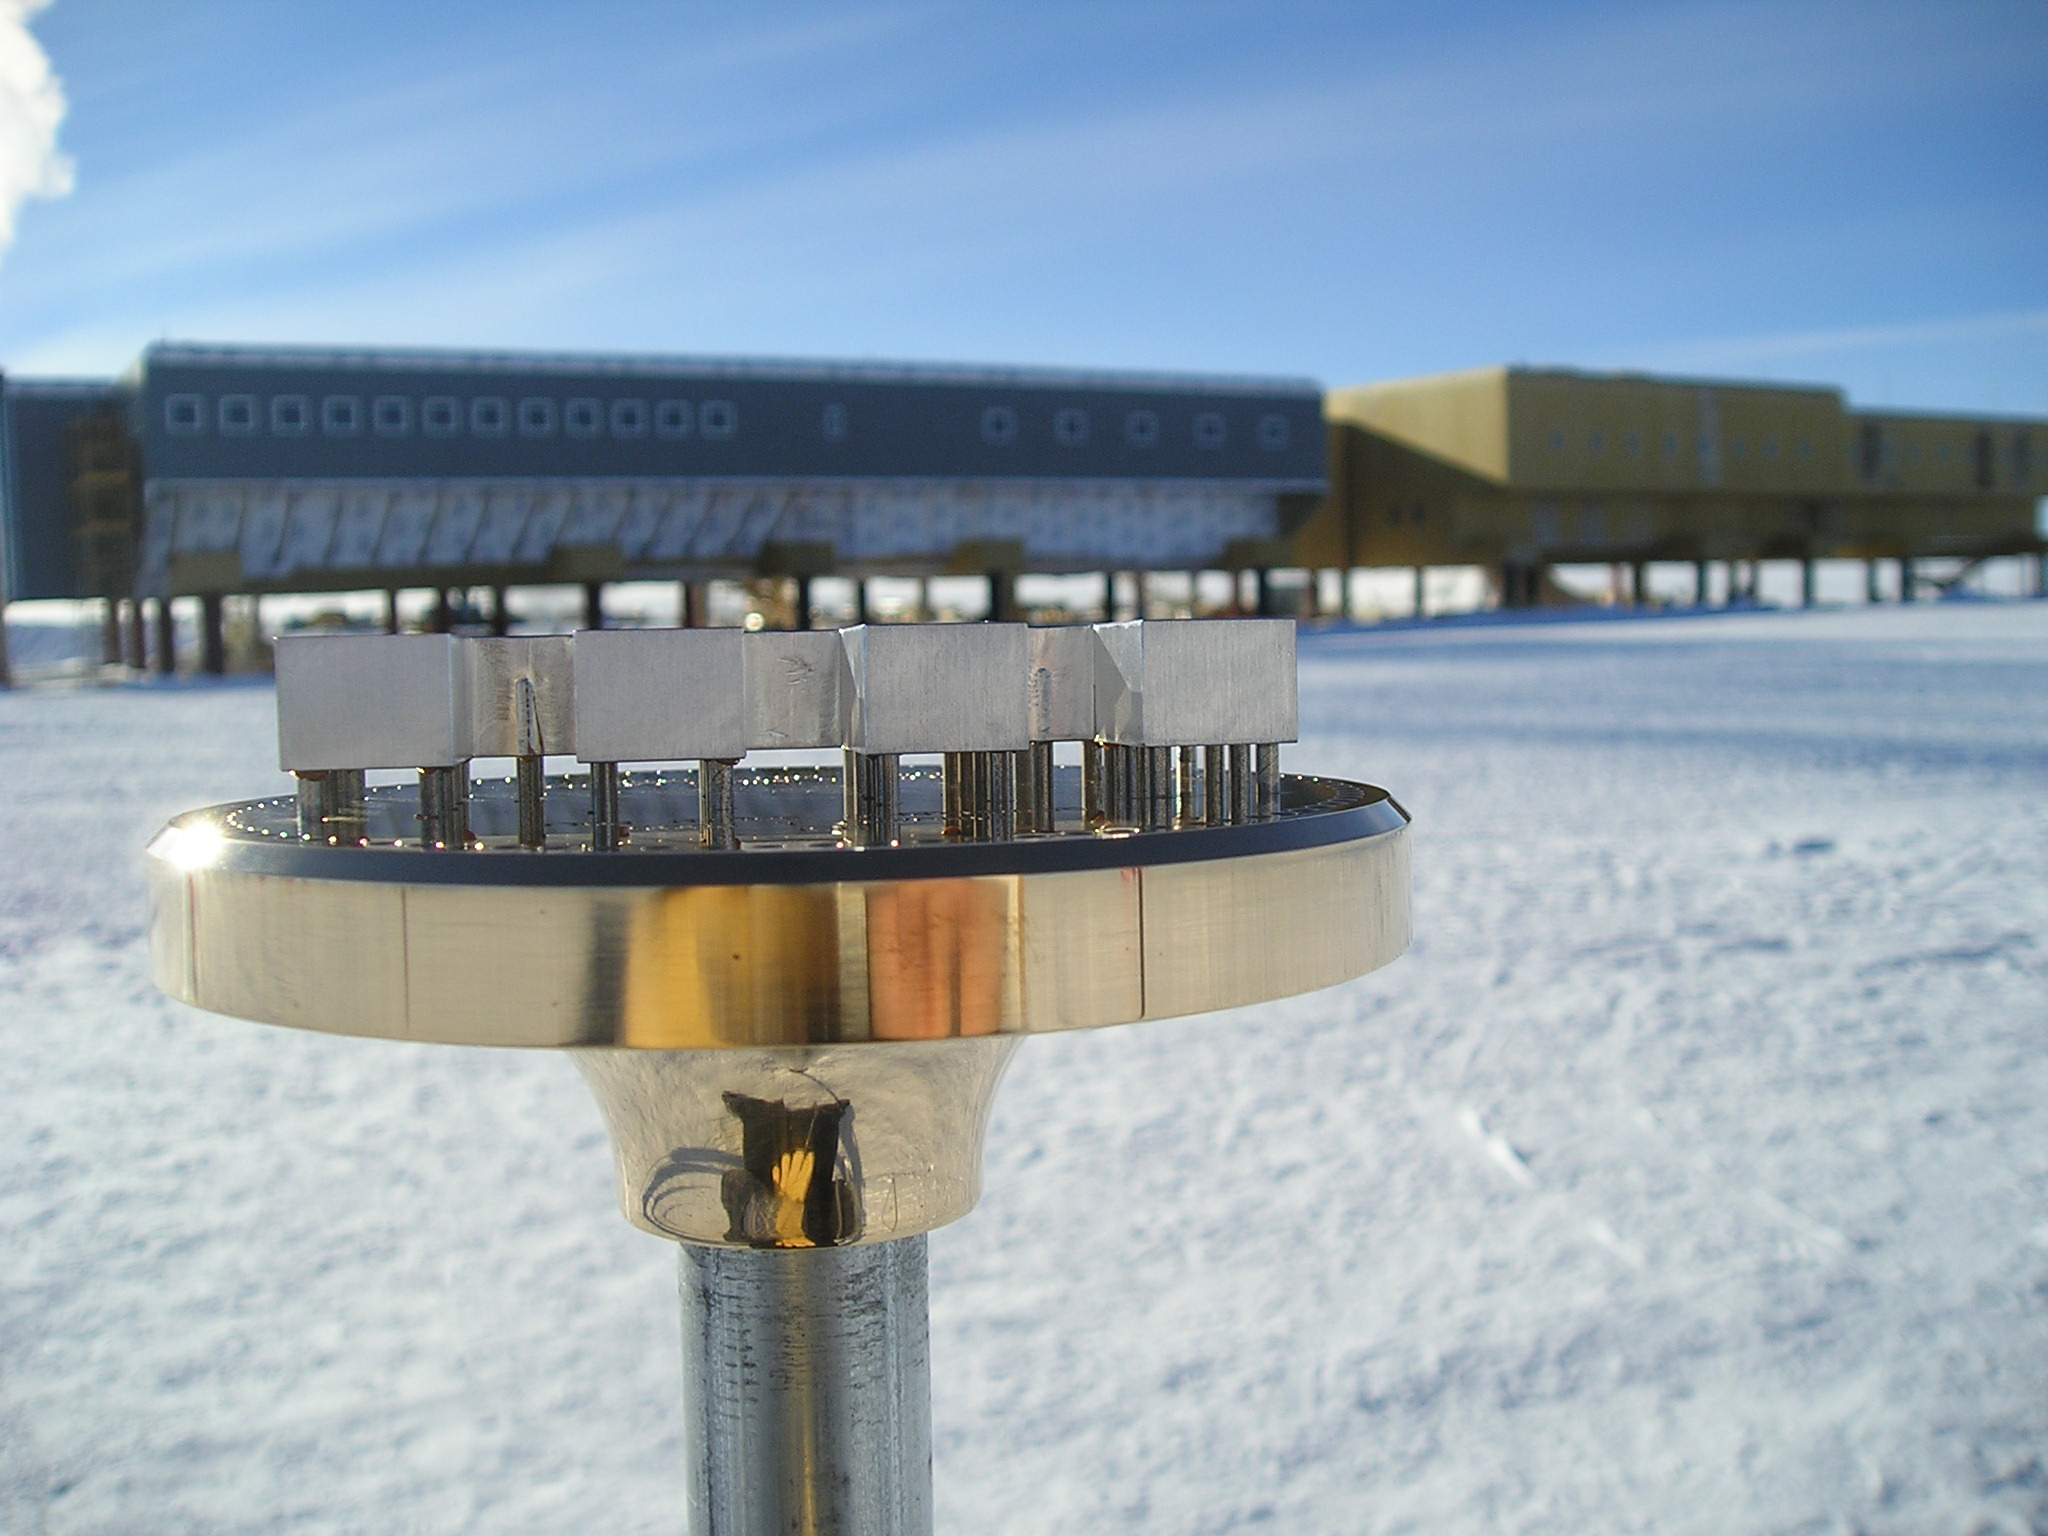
[148,828,1407,1048]
[577,1039,1018,1245]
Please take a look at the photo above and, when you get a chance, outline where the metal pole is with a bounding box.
[680,1238,932,1536]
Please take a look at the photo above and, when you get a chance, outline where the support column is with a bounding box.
[852,579,869,626]
[124,599,146,668]
[384,590,401,634]
[1629,561,1647,608]
[793,577,814,632]
[431,588,455,633]
[100,598,121,666]
[0,600,11,688]
[986,570,1017,624]
[1865,559,1881,604]
[152,597,177,675]
[200,594,227,676]
[490,586,511,637]
[1801,558,1817,609]
[1694,560,1709,606]
[679,1238,931,1536]
[583,581,606,630]
[1900,558,1916,603]
[1253,568,1274,618]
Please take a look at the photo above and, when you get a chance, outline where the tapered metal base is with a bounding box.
[681,1238,931,1536]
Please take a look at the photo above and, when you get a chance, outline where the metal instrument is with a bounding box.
[148,617,1410,1535]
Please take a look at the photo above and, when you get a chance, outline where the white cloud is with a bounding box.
[0,0,69,253]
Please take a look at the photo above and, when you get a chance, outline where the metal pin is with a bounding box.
[1256,743,1282,821]
[590,762,622,851]
[1021,740,1053,833]
[419,765,470,849]
[294,772,327,840]
[845,750,899,847]
[1176,747,1196,827]
[1229,744,1254,825]
[326,769,366,845]
[1146,746,1174,830]
[511,676,549,850]
[1082,740,1103,827]
[699,759,738,850]
[1203,745,1226,825]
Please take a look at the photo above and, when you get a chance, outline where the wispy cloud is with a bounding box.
[0,0,70,253]
[1629,308,2048,370]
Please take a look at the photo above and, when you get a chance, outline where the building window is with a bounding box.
[1124,409,1159,447]
[980,405,1017,446]
[1548,428,1566,454]
[656,399,693,439]
[1858,423,1883,482]
[1663,430,1679,458]
[2013,430,2033,484]
[610,398,649,438]
[1795,438,1813,461]
[422,396,461,437]
[1588,430,1605,455]
[1054,408,1089,446]
[322,396,362,436]
[271,395,310,435]
[471,397,509,437]
[517,397,556,437]
[1763,437,1779,460]
[164,394,206,434]
[1623,431,1641,457]
[218,395,258,435]
[698,400,736,440]
[564,398,601,437]
[1974,430,1994,490]
[1256,414,1290,451]
[1192,411,1226,449]
[1730,437,1748,460]
[372,396,411,436]
[820,402,848,442]
[1935,440,1953,465]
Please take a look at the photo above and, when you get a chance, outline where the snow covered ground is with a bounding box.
[2,602,2044,1535]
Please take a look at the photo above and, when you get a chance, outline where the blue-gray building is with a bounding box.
[2,343,1327,616]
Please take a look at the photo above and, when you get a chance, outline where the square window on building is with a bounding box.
[218,395,258,435]
[698,400,736,440]
[819,403,847,442]
[1548,429,1566,454]
[1256,414,1291,451]
[1054,408,1089,446]
[1192,411,1226,449]
[163,394,206,434]
[1795,438,1813,460]
[980,405,1017,446]
[565,398,602,437]
[1624,431,1641,457]
[1730,437,1748,460]
[1663,430,1679,458]
[610,398,649,438]
[422,396,461,436]
[2013,430,2033,484]
[517,398,556,437]
[1763,437,1779,459]
[657,399,694,439]
[1124,409,1159,447]
[1588,430,1605,455]
[372,396,411,435]
[322,396,361,436]
[271,395,310,435]
[471,397,509,437]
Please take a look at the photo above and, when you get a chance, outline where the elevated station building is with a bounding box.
[1296,366,2047,606]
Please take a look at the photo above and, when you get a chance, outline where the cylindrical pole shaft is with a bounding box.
[680,1237,932,1536]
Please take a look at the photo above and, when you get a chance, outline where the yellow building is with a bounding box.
[1294,366,2046,605]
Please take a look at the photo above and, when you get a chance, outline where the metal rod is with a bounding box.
[845,751,899,848]
[1255,743,1281,820]
[590,762,622,850]
[1228,744,1254,825]
[1081,740,1103,827]
[516,757,546,849]
[326,769,366,845]
[1146,745,1174,830]
[700,759,738,850]
[1203,745,1226,825]
[418,765,469,848]
[1176,746,1197,827]
[679,1237,932,1536]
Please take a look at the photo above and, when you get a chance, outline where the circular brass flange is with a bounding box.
[147,769,1410,1051]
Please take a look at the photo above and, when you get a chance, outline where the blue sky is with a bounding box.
[0,0,2042,412]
